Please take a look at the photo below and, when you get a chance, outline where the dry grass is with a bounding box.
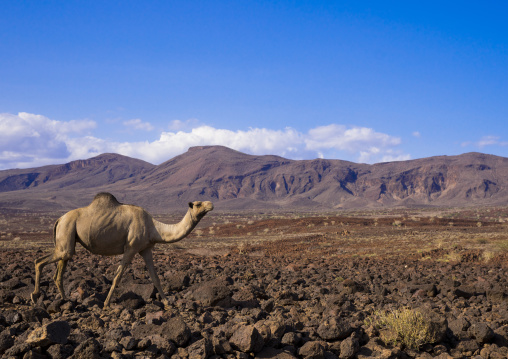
[366,308,437,350]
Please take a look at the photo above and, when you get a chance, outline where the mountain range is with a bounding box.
[1,146,507,212]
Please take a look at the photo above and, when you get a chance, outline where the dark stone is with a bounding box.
[230,325,265,353]
[161,316,191,347]
[469,323,495,344]
[187,338,212,359]
[23,348,48,359]
[455,339,480,354]
[145,334,176,357]
[22,308,50,323]
[106,327,131,341]
[165,271,190,290]
[26,321,71,347]
[261,298,275,313]
[213,336,233,355]
[188,277,233,308]
[0,331,14,354]
[452,286,474,299]
[449,317,471,339]
[4,310,23,324]
[487,287,507,303]
[298,341,325,359]
[317,318,353,341]
[4,342,31,357]
[233,287,260,308]
[120,336,138,350]
[69,337,101,359]
[81,293,105,308]
[103,340,122,352]
[117,291,146,310]
[46,300,64,314]
[123,282,156,301]
[46,343,74,359]
[340,335,360,359]
[79,314,104,332]
[137,337,152,350]
[281,332,301,346]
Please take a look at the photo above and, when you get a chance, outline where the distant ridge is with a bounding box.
[1,146,507,211]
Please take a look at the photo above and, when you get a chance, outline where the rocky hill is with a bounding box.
[0,146,507,212]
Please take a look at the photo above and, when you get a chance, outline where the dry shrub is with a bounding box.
[366,308,437,350]
[497,240,508,252]
[482,250,496,263]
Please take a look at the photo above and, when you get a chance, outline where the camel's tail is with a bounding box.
[52,218,60,246]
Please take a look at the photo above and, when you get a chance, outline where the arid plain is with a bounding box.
[0,205,507,358]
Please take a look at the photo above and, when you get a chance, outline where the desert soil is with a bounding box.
[0,207,507,358]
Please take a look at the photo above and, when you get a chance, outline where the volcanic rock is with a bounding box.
[161,315,191,347]
[26,321,71,347]
[317,318,353,341]
[230,324,265,353]
[298,341,326,359]
[469,322,495,344]
[187,277,233,307]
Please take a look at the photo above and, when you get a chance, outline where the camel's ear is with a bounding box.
[188,202,194,209]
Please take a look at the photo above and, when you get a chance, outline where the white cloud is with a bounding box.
[0,112,410,169]
[412,131,421,138]
[462,135,508,149]
[477,135,499,147]
[123,119,154,131]
[305,124,402,163]
[0,112,96,169]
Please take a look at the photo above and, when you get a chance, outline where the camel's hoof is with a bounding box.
[31,293,39,305]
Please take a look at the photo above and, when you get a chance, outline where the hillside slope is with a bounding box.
[0,146,507,212]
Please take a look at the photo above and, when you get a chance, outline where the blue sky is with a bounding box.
[1,1,507,169]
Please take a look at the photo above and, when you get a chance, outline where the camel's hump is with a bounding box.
[91,192,122,206]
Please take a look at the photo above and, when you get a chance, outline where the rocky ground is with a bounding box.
[0,208,507,358]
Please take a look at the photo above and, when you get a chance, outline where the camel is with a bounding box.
[31,192,213,307]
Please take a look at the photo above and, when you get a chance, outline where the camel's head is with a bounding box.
[188,201,214,220]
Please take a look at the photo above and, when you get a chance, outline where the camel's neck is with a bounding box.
[152,210,198,244]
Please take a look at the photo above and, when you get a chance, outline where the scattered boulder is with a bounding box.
[230,324,265,353]
[340,334,360,359]
[187,338,212,359]
[187,277,233,307]
[469,322,495,344]
[46,343,73,359]
[70,337,101,359]
[26,321,71,347]
[0,331,14,354]
[144,334,176,357]
[161,315,191,347]
[164,271,190,290]
[317,318,353,341]
[298,341,325,359]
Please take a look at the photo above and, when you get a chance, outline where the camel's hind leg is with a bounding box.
[32,252,71,303]
[53,259,69,300]
[32,216,76,304]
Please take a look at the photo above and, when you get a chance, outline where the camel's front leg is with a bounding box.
[140,248,168,306]
[104,251,136,307]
